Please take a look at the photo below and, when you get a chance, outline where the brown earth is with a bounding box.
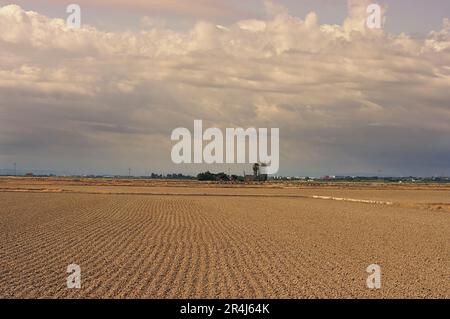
[0,177,449,298]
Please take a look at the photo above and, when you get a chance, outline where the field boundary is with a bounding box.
[0,188,395,206]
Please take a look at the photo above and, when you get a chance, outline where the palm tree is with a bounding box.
[252,163,260,177]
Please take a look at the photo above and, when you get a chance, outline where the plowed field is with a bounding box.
[0,178,449,298]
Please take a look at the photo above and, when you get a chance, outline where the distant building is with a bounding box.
[259,164,268,181]
[244,175,255,182]
[258,174,268,181]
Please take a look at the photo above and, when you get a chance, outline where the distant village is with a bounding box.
[1,163,450,183]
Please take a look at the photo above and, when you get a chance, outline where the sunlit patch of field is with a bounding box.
[0,178,449,298]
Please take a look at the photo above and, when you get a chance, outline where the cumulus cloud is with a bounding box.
[0,2,449,176]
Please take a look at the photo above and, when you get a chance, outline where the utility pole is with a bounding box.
[14,162,16,177]
[128,168,131,178]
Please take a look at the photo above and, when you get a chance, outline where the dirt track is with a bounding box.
[0,180,448,298]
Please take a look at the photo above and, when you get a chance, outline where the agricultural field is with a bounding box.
[0,177,449,298]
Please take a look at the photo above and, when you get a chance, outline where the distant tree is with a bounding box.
[215,172,229,181]
[197,171,216,181]
[252,163,260,177]
[231,174,243,182]
[197,171,233,181]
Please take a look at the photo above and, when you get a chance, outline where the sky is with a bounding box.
[0,0,449,177]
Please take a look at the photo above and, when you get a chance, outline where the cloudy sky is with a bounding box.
[0,0,449,177]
